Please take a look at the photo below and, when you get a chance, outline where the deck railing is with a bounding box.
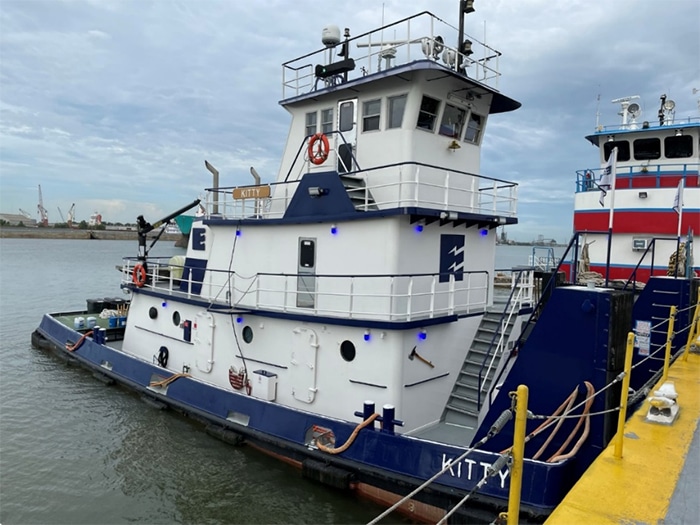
[122,258,491,322]
[575,163,699,193]
[201,161,517,220]
[281,11,502,99]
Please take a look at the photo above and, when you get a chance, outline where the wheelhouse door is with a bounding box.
[337,99,357,173]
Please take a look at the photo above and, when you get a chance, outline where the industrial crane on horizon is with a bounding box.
[37,185,49,227]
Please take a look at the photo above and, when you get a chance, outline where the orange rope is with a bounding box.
[501,385,579,455]
[66,330,94,352]
[547,381,595,462]
[150,373,191,388]
[317,413,380,455]
[532,386,578,460]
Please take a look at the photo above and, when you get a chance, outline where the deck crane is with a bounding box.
[37,185,49,227]
[18,208,32,219]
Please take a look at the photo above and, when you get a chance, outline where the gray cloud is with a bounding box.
[1,0,698,241]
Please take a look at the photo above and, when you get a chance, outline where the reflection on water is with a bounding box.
[0,239,395,524]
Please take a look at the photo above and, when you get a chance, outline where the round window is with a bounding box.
[340,340,356,362]
[148,307,158,319]
[172,311,181,326]
[242,325,253,344]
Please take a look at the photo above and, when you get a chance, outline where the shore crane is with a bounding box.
[37,185,49,227]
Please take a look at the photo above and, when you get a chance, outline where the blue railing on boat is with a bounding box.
[575,163,700,193]
[593,116,700,133]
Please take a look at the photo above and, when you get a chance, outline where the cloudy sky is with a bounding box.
[1,0,698,241]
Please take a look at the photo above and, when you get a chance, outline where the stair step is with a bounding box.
[445,404,479,417]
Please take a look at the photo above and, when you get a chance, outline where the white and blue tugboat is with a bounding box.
[33,5,699,523]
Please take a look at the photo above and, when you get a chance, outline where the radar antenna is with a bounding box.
[611,95,640,128]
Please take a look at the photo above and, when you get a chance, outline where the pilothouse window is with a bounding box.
[439,104,466,138]
[362,99,381,132]
[305,112,317,137]
[416,96,440,131]
[664,135,693,158]
[321,108,334,134]
[464,113,483,144]
[604,141,630,162]
[633,138,661,160]
[387,94,407,129]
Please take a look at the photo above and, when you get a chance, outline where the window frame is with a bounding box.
[416,95,441,132]
[463,112,484,144]
[633,137,661,161]
[321,108,334,134]
[438,103,466,139]
[305,111,318,138]
[361,98,381,132]
[387,94,408,129]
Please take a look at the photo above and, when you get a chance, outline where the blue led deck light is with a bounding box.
[414,224,424,233]
[418,330,427,341]
[331,225,338,235]
[236,316,243,324]
[364,330,371,342]
[480,228,488,237]
[236,229,242,237]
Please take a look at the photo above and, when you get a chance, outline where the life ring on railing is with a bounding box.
[307,133,330,165]
[132,263,147,287]
[584,170,594,190]
[157,346,169,368]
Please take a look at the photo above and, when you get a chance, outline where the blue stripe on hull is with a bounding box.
[36,314,569,515]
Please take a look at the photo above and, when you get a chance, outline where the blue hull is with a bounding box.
[34,313,571,517]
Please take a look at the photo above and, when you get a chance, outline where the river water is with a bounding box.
[0,239,562,524]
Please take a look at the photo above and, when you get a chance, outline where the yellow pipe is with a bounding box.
[662,306,677,383]
[507,384,528,525]
[682,297,700,362]
[614,332,635,459]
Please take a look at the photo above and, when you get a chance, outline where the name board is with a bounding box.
[233,185,271,200]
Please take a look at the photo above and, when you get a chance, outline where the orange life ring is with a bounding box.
[308,133,330,165]
[132,263,147,287]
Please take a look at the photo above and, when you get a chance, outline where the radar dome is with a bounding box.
[322,25,341,47]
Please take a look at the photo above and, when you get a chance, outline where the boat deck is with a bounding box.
[545,346,700,524]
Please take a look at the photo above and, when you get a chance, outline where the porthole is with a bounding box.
[148,307,158,319]
[340,340,356,362]
[172,311,181,326]
[242,325,254,344]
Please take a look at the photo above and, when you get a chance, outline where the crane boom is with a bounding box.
[37,185,49,226]
[67,203,75,228]
[57,207,66,223]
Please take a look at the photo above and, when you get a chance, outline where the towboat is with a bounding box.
[563,94,699,285]
[32,6,699,523]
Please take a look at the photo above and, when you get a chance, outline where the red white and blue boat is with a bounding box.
[565,94,699,284]
[32,5,699,523]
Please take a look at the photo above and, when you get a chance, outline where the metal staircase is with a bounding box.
[340,174,377,210]
[443,302,516,429]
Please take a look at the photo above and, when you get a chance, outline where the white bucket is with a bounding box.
[74,317,85,329]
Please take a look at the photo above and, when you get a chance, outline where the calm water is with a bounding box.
[0,239,554,524]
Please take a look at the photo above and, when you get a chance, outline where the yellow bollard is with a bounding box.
[614,332,635,459]
[662,306,677,383]
[507,385,528,525]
